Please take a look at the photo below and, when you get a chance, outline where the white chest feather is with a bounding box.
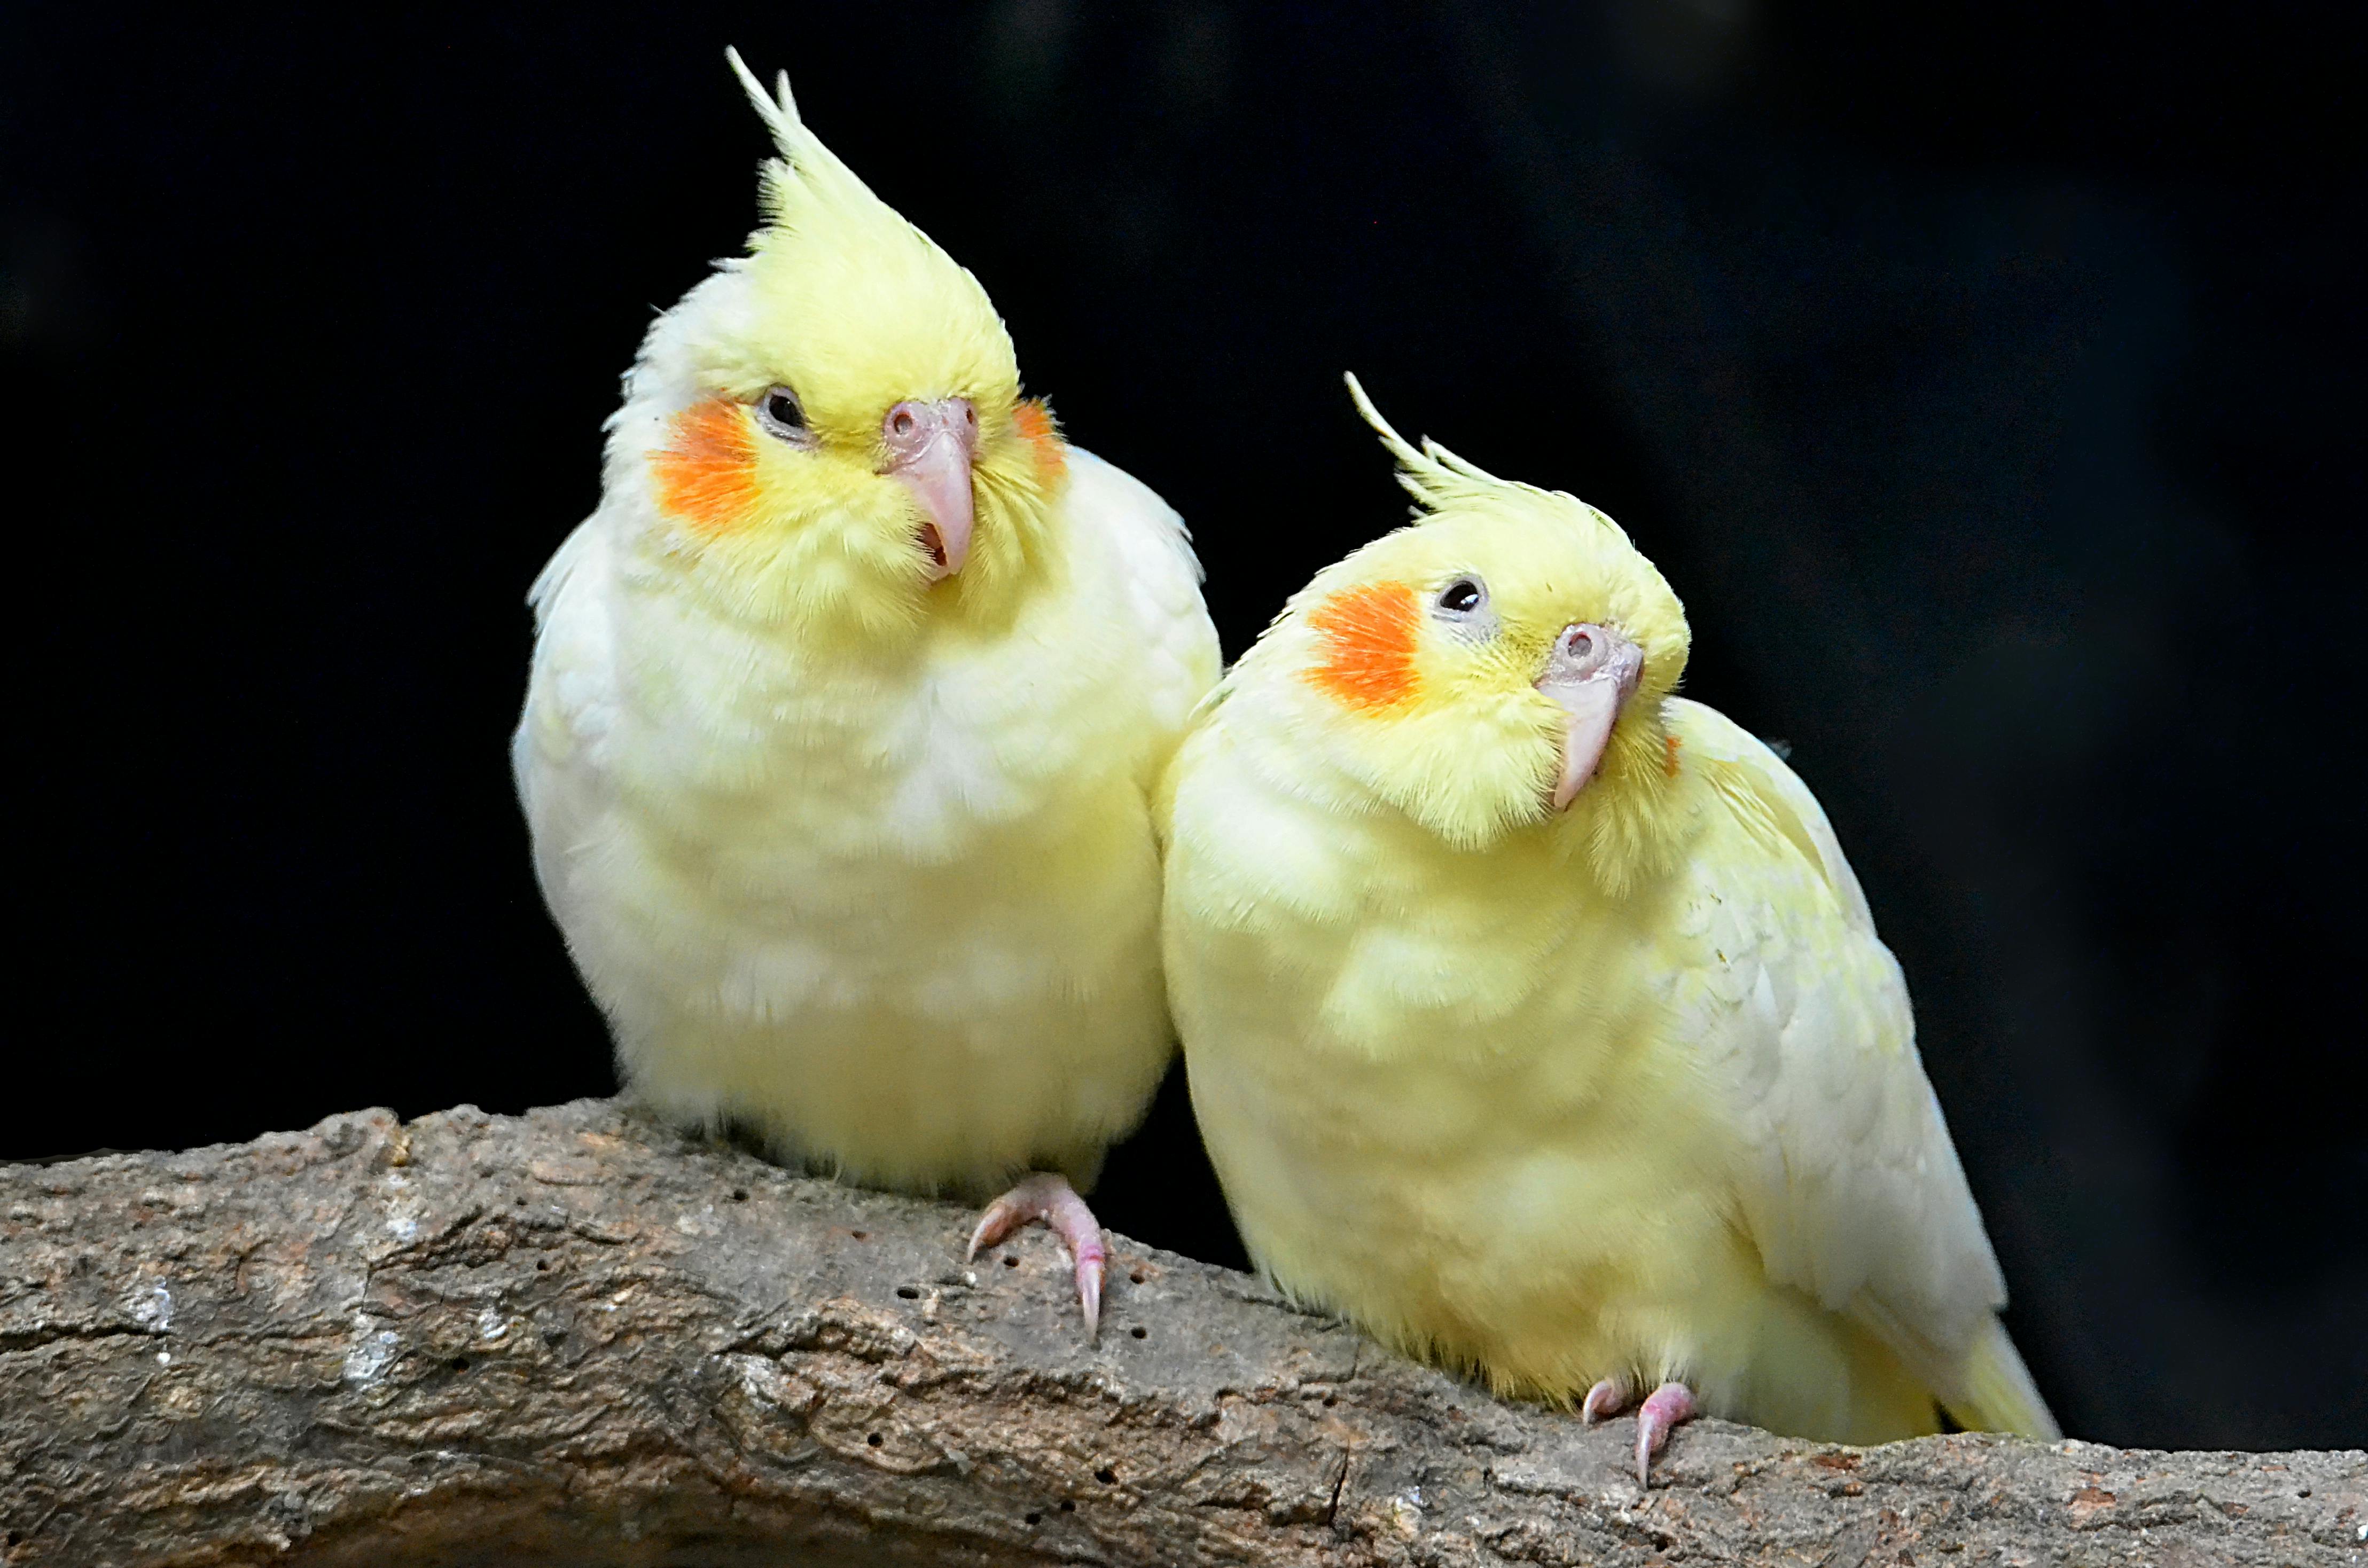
[1165,701,2023,1443]
[518,485,1208,1195]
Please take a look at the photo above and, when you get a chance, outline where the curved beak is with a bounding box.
[881,396,980,581]
[1536,623,1643,810]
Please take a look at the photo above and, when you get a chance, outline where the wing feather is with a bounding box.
[1662,698,2048,1429]
[512,519,620,911]
[1060,447,1222,747]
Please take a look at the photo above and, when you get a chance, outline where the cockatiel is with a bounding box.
[1162,378,2056,1476]
[514,51,1220,1332]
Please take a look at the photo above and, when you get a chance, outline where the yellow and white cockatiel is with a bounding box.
[1163,378,2056,1475]
[514,52,1219,1332]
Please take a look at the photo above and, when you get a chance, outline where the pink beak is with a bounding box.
[1536,623,1644,810]
[881,396,981,581]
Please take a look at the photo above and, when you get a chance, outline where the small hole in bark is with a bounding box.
[732,1188,748,1201]
[535,1259,549,1271]
[448,1357,469,1373]
[1002,1253,1019,1267]
[1129,1271,1145,1283]
[1095,1467,1116,1484]
[1058,1500,1075,1512]
[1129,1326,1147,1339]
[1324,1394,1338,1407]
[543,1328,565,1346]
[866,1432,883,1447]
[514,1196,527,1206]
[851,1230,869,1241]
[1023,1511,1042,1525]
[896,1285,920,1299]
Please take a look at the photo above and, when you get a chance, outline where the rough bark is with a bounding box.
[1,1100,2358,1566]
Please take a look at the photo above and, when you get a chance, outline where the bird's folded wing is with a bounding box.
[1661,697,2014,1412]
[1061,447,1223,745]
[512,518,621,907]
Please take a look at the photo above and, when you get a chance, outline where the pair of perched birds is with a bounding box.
[514,52,2059,1481]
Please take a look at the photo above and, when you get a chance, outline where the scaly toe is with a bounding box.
[965,1172,1109,1340]
[1634,1382,1699,1485]
[965,1197,1022,1261]
[965,1172,1066,1260]
[1582,1376,1633,1426]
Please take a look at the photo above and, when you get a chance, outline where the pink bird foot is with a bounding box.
[1582,1375,1635,1426]
[967,1172,1107,1339]
[1634,1381,1698,1485]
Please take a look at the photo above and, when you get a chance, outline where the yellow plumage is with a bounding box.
[1163,379,2055,1452]
[514,54,1218,1323]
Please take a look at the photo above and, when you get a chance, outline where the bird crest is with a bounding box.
[716,48,1020,456]
[725,49,901,250]
[1344,372,1636,552]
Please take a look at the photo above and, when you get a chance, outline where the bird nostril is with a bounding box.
[891,411,916,436]
[1567,630,1593,657]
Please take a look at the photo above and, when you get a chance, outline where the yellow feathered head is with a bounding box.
[614,50,1069,644]
[1228,377,1692,875]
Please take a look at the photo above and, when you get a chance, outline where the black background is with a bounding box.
[6,2,2362,1451]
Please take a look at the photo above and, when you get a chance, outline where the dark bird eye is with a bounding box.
[755,384,808,440]
[1437,577,1485,615]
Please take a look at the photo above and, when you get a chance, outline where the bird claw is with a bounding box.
[1582,1376,1633,1426]
[1577,1373,1693,1481]
[1634,1381,1699,1485]
[967,1172,1107,1339]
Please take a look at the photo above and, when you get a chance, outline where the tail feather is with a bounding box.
[1943,1317,2060,1440]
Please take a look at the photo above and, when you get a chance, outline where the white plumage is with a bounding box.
[1163,393,2054,1464]
[514,56,1219,1252]
[519,445,1215,1191]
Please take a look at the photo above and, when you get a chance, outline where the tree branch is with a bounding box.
[2,1101,2358,1564]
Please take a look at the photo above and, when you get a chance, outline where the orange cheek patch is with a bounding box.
[650,398,761,531]
[1013,398,1067,482]
[1664,732,1683,778]
[1304,581,1421,711]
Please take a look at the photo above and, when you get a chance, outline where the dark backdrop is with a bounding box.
[6,1,2361,1451]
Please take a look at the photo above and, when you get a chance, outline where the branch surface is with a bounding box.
[2,1100,2359,1565]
